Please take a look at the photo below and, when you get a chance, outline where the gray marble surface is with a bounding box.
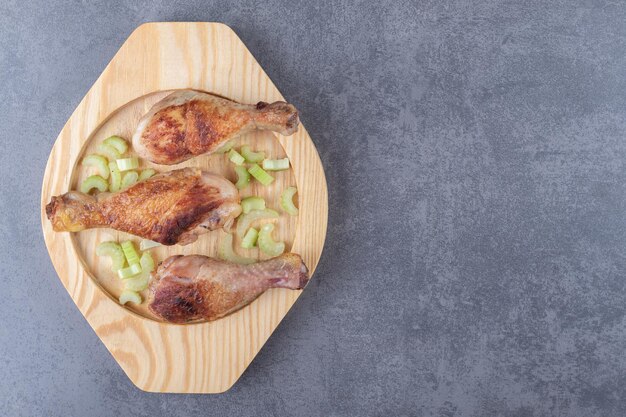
[2,0,626,416]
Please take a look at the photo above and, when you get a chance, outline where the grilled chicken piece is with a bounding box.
[148,253,309,323]
[46,168,241,246]
[133,90,299,165]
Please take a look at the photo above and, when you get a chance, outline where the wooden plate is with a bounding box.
[40,22,328,393]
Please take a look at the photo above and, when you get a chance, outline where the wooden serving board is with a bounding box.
[40,22,328,393]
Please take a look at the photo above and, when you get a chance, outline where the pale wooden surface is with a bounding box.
[40,22,328,393]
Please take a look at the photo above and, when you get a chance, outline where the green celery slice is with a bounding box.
[123,252,155,291]
[121,171,139,189]
[124,274,149,291]
[119,290,142,305]
[108,161,121,193]
[121,241,140,265]
[241,227,259,249]
[139,239,161,251]
[228,149,245,165]
[234,165,251,190]
[97,143,122,160]
[215,140,234,154]
[138,169,156,181]
[258,223,285,257]
[117,263,142,279]
[103,136,128,154]
[116,157,139,171]
[280,186,299,216]
[262,158,290,171]
[82,154,110,179]
[241,145,265,163]
[248,164,274,186]
[241,196,266,214]
[96,241,125,272]
[218,233,255,264]
[139,251,155,272]
[236,209,279,237]
[80,175,108,194]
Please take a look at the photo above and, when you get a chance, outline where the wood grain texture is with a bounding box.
[40,22,328,393]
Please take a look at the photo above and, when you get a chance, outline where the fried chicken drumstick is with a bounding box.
[133,90,299,165]
[148,253,309,323]
[46,168,241,246]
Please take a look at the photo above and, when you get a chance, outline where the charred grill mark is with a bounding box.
[159,201,222,244]
[173,290,200,317]
[150,183,223,245]
[174,296,195,312]
[149,281,206,323]
[193,117,216,145]
[186,101,220,154]
[144,105,190,163]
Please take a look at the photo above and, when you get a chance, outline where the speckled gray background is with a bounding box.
[1,0,626,416]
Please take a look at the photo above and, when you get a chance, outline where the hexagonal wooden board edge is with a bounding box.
[40,22,328,393]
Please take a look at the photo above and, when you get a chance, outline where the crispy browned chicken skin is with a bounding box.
[148,253,309,323]
[132,90,299,165]
[46,168,241,245]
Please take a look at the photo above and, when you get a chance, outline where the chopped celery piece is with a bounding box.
[138,168,156,181]
[241,227,259,249]
[248,164,274,186]
[234,165,250,190]
[119,290,142,305]
[116,157,139,171]
[236,208,279,237]
[121,241,140,266]
[117,263,142,279]
[280,186,299,216]
[80,175,108,194]
[123,252,155,291]
[241,196,266,214]
[103,136,128,154]
[121,171,139,189]
[97,143,122,160]
[96,241,125,272]
[258,223,285,257]
[262,158,290,171]
[218,233,255,264]
[124,274,149,291]
[109,161,121,193]
[228,149,246,165]
[241,145,265,163]
[215,140,234,154]
[82,154,110,179]
[139,251,155,272]
[139,239,161,251]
